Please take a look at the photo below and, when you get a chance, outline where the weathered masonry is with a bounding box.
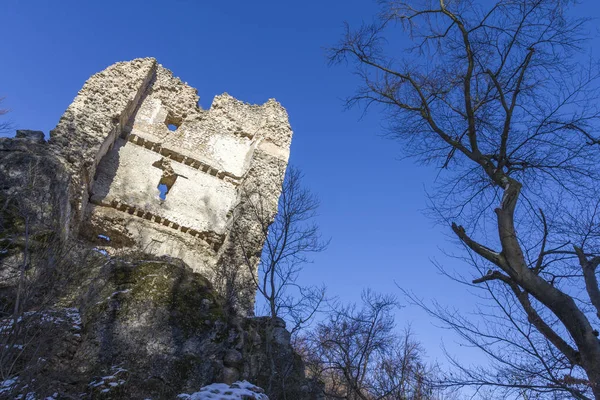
[49,58,293,310]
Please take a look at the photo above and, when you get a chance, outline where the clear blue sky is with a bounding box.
[1,0,598,366]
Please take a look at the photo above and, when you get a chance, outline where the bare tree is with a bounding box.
[0,158,90,394]
[300,290,443,400]
[230,166,329,398]
[0,97,12,135]
[330,0,600,398]
[240,166,328,335]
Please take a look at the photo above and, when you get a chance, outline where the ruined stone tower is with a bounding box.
[49,58,293,310]
[0,58,326,399]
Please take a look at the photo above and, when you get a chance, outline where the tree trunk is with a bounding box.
[497,180,600,396]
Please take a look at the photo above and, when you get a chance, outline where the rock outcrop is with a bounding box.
[0,59,321,399]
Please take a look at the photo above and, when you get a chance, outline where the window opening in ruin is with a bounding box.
[158,183,169,200]
[152,158,185,201]
[165,113,182,132]
[156,173,178,201]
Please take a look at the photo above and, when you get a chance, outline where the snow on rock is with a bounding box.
[178,381,269,400]
[0,308,82,331]
[88,366,128,394]
[0,377,18,395]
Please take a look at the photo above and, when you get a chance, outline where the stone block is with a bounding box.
[15,129,45,143]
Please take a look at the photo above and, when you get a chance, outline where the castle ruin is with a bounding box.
[49,58,293,310]
[0,58,326,399]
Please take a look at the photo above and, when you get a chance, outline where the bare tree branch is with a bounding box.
[331,0,600,397]
[0,97,13,135]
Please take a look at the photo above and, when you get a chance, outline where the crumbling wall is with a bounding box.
[0,59,322,400]
[47,58,293,311]
[49,58,157,237]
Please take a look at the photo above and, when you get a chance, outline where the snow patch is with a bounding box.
[0,377,18,395]
[89,366,128,394]
[0,308,81,334]
[178,381,268,400]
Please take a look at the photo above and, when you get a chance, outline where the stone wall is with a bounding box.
[49,58,156,238]
[48,58,293,311]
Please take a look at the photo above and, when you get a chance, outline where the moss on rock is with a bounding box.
[89,258,225,336]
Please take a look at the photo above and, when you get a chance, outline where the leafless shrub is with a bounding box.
[0,97,13,135]
[0,160,94,395]
[239,166,329,334]
[300,290,445,400]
